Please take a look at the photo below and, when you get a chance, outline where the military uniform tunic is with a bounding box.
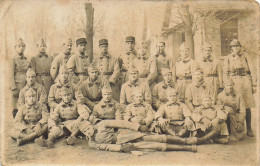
[196,56,223,103]
[67,53,91,83]
[152,80,175,110]
[120,79,152,108]
[29,53,53,94]
[92,54,120,101]
[185,82,207,108]
[223,52,256,108]
[175,57,194,102]
[10,54,30,109]
[18,82,47,108]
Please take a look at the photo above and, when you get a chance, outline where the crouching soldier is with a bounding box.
[9,88,49,146]
[217,79,246,141]
[35,87,91,148]
[191,95,229,144]
[152,88,195,137]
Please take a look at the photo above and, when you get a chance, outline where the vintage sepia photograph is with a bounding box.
[0,0,259,165]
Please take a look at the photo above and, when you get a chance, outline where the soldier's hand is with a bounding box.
[35,123,42,136]
[158,119,169,127]
[236,122,244,133]
[139,125,148,132]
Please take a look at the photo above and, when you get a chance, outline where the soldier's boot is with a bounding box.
[121,143,136,153]
[46,135,56,149]
[35,137,48,147]
[17,132,38,146]
[197,127,221,145]
[246,109,254,137]
[177,127,189,137]
[66,129,79,145]
[213,136,229,144]
[165,126,176,136]
[166,144,197,152]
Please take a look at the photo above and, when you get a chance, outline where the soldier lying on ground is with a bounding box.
[9,88,49,146]
[35,87,91,148]
[191,95,229,144]
[152,88,195,137]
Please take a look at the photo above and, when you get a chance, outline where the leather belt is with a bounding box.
[205,74,218,77]
[176,76,192,80]
[36,73,50,76]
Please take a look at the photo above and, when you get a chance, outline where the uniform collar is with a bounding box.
[202,56,213,62]
[99,53,110,59]
[87,77,101,87]
[178,57,191,63]
[38,52,48,58]
[61,100,74,108]
[25,82,38,91]
[194,80,205,88]
[162,81,174,89]
[79,52,88,58]
[155,51,166,57]
[133,102,145,107]
[126,50,137,55]
[127,79,141,87]
[100,99,115,108]
[224,90,236,97]
[138,55,148,60]
[166,102,180,106]
[26,103,39,109]
[56,79,71,88]
[16,53,27,60]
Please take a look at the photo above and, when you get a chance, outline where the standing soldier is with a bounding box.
[120,65,152,109]
[92,39,120,101]
[50,39,73,82]
[18,68,47,108]
[10,38,30,118]
[118,36,138,84]
[152,68,175,110]
[153,39,175,83]
[223,39,256,137]
[175,43,194,102]
[77,64,103,111]
[30,39,53,95]
[133,42,157,87]
[9,88,49,146]
[195,43,223,103]
[48,65,80,112]
[67,38,90,83]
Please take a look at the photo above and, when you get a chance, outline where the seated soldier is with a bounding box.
[9,88,49,146]
[77,63,103,111]
[185,67,207,112]
[217,78,246,141]
[152,68,175,110]
[191,95,229,144]
[124,89,155,131]
[35,87,91,148]
[18,68,47,109]
[48,65,81,112]
[120,64,151,109]
[153,88,195,137]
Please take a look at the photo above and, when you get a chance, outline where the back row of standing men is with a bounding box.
[10,36,256,141]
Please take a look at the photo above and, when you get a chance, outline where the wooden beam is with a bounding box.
[85,3,94,62]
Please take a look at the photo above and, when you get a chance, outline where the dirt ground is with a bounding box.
[2,96,259,165]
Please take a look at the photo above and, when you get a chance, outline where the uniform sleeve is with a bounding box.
[10,58,16,90]
[48,106,60,128]
[14,108,27,131]
[216,107,228,121]
[154,105,165,120]
[50,56,59,81]
[77,104,91,120]
[185,85,195,111]
[124,105,132,121]
[238,94,246,123]
[144,82,152,104]
[191,108,203,123]
[222,56,230,82]
[216,60,223,88]
[39,85,48,104]
[29,57,36,73]
[245,53,257,86]
[182,104,192,118]
[17,88,25,108]
[115,102,123,120]
[109,57,120,84]
[48,85,58,109]
[147,58,157,85]
[169,57,176,83]
[144,105,155,126]
[67,55,76,73]
[152,84,161,110]
[120,84,127,107]
[39,104,50,125]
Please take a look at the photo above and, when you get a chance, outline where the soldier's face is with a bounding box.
[15,44,26,54]
[138,47,147,56]
[157,43,165,53]
[203,47,212,57]
[129,72,138,82]
[134,92,144,104]
[26,75,36,86]
[37,44,47,53]
[167,93,177,103]
[103,92,112,102]
[224,83,234,94]
[231,45,241,54]
[63,43,72,54]
[59,71,69,83]
[25,94,37,105]
[163,73,172,83]
[126,42,135,51]
[202,98,212,108]
[193,72,203,82]
[180,48,189,59]
[77,43,87,53]
[89,70,98,80]
[62,93,73,103]
[99,45,108,54]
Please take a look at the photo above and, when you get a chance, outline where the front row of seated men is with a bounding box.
[10,73,245,153]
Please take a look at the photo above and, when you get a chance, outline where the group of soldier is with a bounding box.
[9,35,256,153]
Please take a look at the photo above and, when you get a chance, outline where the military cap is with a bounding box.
[76,38,87,46]
[63,38,72,45]
[61,87,73,95]
[128,64,138,73]
[161,68,172,75]
[156,37,165,45]
[202,42,212,49]
[167,88,177,96]
[37,38,46,46]
[15,38,25,47]
[25,87,37,96]
[179,42,189,51]
[88,63,98,72]
[224,78,234,85]
[26,68,36,76]
[59,65,69,73]
[230,39,241,47]
[102,82,112,94]
[99,39,108,46]
[126,36,135,43]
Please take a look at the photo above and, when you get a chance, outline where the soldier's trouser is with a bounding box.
[229,113,245,141]
[140,135,192,145]
[97,120,140,131]
[9,124,48,139]
[196,125,221,144]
